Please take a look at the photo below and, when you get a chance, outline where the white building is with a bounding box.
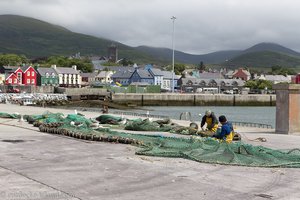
[52,65,81,87]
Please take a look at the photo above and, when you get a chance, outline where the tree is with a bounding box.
[198,61,206,72]
[120,58,134,66]
[271,65,296,75]
[45,56,93,72]
[244,80,257,89]
[0,54,28,66]
[244,79,273,90]
[166,63,186,75]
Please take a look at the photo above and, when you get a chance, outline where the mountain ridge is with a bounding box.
[1,14,300,67]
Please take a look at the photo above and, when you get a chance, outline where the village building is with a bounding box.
[37,67,59,86]
[94,71,113,85]
[129,69,154,85]
[80,71,98,87]
[111,70,134,86]
[51,65,81,87]
[0,66,37,86]
[226,68,251,81]
[178,77,245,93]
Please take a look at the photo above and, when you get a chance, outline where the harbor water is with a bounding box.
[110,106,276,127]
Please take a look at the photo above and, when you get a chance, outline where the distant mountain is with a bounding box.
[1,15,300,68]
[135,46,241,64]
[242,42,300,57]
[0,15,154,62]
[223,51,300,68]
[219,43,300,68]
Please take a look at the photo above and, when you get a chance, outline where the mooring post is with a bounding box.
[273,84,300,134]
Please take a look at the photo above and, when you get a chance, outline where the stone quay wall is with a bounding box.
[112,93,276,106]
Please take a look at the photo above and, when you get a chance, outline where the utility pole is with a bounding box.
[171,16,176,93]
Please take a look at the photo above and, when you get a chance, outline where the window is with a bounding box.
[17,72,22,84]
[27,79,30,84]
[27,71,30,76]
[14,79,17,84]
[32,71,34,76]
[9,79,12,83]
[31,79,35,84]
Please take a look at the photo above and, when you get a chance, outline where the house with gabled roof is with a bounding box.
[0,66,22,85]
[94,71,113,84]
[52,65,81,87]
[148,68,164,86]
[179,77,244,93]
[111,70,134,86]
[0,65,37,86]
[160,70,179,91]
[20,65,37,86]
[257,74,291,84]
[80,71,98,87]
[37,67,59,86]
[232,68,251,81]
[129,69,154,85]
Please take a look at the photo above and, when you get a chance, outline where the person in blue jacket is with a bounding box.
[213,115,234,143]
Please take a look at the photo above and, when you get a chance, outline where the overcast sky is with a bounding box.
[1,0,300,54]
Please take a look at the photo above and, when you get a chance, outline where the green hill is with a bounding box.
[0,15,154,62]
[223,51,300,68]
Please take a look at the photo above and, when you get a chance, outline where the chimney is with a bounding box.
[51,65,57,69]
[72,65,77,71]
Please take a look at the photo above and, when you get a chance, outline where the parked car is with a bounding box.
[223,90,233,94]
[7,88,20,93]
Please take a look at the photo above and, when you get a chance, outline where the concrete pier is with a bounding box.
[273,84,300,134]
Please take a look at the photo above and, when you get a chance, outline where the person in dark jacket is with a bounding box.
[213,115,234,143]
[199,110,219,136]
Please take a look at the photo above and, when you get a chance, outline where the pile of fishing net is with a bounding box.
[124,117,198,135]
[2,112,300,168]
[0,112,20,119]
[24,111,64,125]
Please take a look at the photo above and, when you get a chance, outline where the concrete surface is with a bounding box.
[0,104,300,200]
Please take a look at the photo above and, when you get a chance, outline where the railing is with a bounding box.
[112,111,169,119]
[231,121,273,129]
[112,111,273,129]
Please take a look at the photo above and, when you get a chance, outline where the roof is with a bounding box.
[260,75,291,82]
[233,69,251,76]
[111,70,134,79]
[225,70,235,76]
[194,71,224,79]
[80,71,98,78]
[93,63,135,72]
[1,66,20,73]
[55,67,79,75]
[37,67,57,76]
[20,66,36,73]
[161,70,177,80]
[134,69,153,79]
[149,68,164,76]
[95,71,113,78]
[180,78,245,87]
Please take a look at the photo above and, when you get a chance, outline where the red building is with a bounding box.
[295,74,300,84]
[232,68,251,81]
[0,66,37,86]
[21,66,37,86]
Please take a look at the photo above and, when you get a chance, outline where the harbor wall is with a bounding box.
[112,93,276,106]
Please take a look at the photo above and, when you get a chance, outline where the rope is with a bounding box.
[239,132,267,142]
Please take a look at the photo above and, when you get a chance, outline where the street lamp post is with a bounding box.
[171,16,176,93]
